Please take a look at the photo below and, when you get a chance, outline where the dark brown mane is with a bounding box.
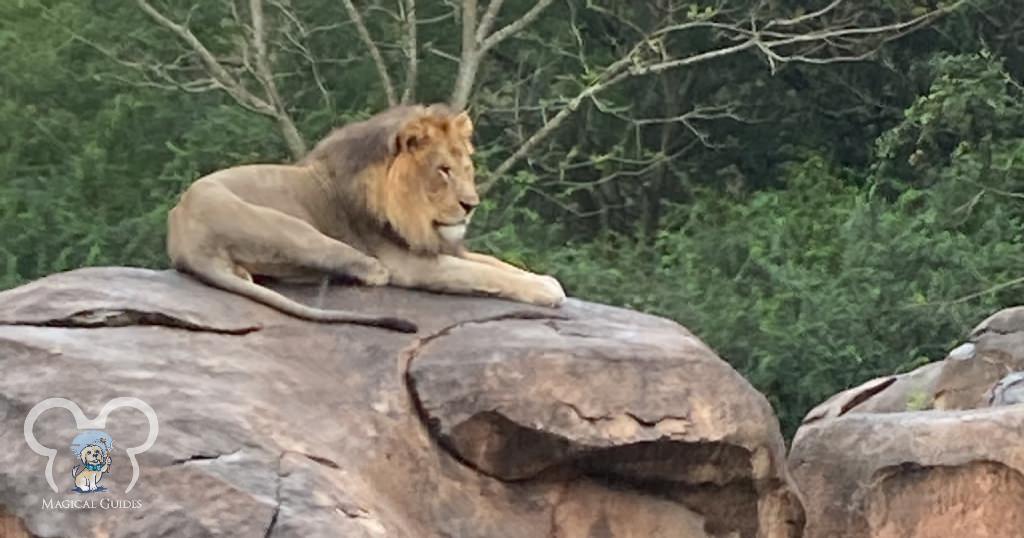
[299,103,459,178]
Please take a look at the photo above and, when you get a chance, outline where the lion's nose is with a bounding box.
[459,200,478,213]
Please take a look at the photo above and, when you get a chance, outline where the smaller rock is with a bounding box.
[933,312,1024,411]
[988,372,1024,407]
[790,305,1024,538]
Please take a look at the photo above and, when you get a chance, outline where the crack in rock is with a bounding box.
[559,400,690,429]
[172,449,244,465]
[3,308,260,335]
[337,504,388,536]
[293,451,341,470]
[970,323,1024,340]
[263,452,284,538]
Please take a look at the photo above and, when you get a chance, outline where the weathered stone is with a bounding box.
[790,305,1024,537]
[0,267,802,538]
[988,371,1024,406]
[933,306,1024,410]
[801,361,943,422]
[790,407,1024,538]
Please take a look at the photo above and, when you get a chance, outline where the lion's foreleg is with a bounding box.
[459,251,530,274]
[383,250,566,307]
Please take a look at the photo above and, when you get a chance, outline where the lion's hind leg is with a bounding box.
[225,203,390,286]
[173,190,416,332]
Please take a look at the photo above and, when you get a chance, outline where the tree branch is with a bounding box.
[341,0,398,106]
[450,0,556,110]
[450,0,479,110]
[400,0,418,103]
[476,0,505,42]
[249,0,306,157]
[479,0,556,54]
[135,0,273,115]
[135,0,307,159]
[479,0,964,192]
[271,0,334,112]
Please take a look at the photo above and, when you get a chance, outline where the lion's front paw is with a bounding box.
[525,274,566,307]
[351,258,391,286]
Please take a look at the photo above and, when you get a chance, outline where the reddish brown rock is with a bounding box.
[790,306,1024,537]
[790,407,1024,538]
[0,267,802,538]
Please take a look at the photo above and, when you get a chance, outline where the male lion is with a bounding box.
[167,104,566,333]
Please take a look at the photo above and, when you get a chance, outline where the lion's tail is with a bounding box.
[72,466,80,478]
[192,264,418,333]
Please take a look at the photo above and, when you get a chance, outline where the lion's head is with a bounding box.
[304,104,480,255]
[371,105,478,254]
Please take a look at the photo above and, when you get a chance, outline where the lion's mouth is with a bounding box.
[434,220,467,242]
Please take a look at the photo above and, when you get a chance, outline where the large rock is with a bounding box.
[790,306,1024,538]
[0,267,802,538]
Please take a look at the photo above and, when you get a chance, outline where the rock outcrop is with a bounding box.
[790,306,1024,538]
[0,267,803,538]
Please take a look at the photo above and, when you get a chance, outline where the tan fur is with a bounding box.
[167,104,565,333]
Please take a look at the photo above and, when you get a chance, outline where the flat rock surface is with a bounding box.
[0,267,803,538]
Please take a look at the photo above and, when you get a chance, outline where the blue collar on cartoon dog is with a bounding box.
[83,462,105,471]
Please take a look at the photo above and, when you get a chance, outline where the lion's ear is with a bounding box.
[453,111,473,140]
[394,118,431,155]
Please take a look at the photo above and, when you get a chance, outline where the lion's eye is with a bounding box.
[438,165,452,179]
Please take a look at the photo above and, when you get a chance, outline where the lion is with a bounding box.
[167,103,565,333]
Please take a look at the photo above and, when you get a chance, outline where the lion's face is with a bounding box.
[387,110,479,251]
[420,134,477,243]
[80,445,104,465]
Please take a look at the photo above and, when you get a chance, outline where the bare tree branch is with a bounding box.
[451,0,479,110]
[271,0,334,111]
[479,0,556,54]
[476,0,506,42]
[478,0,965,192]
[450,0,557,110]
[135,0,273,114]
[341,0,398,106]
[400,0,418,103]
[249,0,306,157]
[135,0,307,159]
[765,0,844,28]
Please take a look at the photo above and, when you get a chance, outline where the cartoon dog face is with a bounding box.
[80,444,105,465]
